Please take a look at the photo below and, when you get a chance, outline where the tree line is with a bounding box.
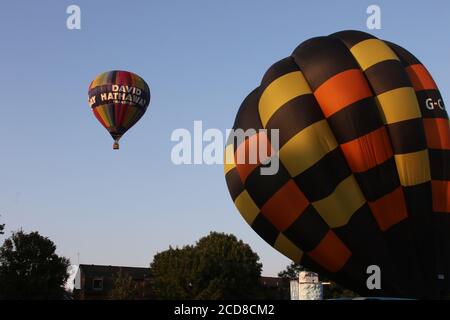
[0,222,355,300]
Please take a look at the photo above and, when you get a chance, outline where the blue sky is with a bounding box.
[0,0,449,276]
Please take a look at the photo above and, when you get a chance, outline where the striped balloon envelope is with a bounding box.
[88,70,150,149]
[224,30,450,298]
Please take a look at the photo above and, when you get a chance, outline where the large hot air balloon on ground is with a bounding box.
[88,70,150,149]
[225,30,450,298]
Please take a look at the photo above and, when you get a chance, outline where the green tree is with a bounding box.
[0,230,70,299]
[0,215,4,235]
[149,232,263,299]
[109,270,139,300]
[278,262,307,280]
[192,232,263,299]
[149,245,196,299]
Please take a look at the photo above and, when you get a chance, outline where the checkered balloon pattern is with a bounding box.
[224,30,449,298]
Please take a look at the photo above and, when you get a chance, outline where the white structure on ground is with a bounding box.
[290,271,323,300]
[290,280,299,300]
[65,265,79,292]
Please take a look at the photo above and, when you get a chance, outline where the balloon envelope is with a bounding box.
[88,70,150,149]
[225,30,450,298]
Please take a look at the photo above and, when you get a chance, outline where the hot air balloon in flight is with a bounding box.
[224,30,450,298]
[88,70,150,150]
